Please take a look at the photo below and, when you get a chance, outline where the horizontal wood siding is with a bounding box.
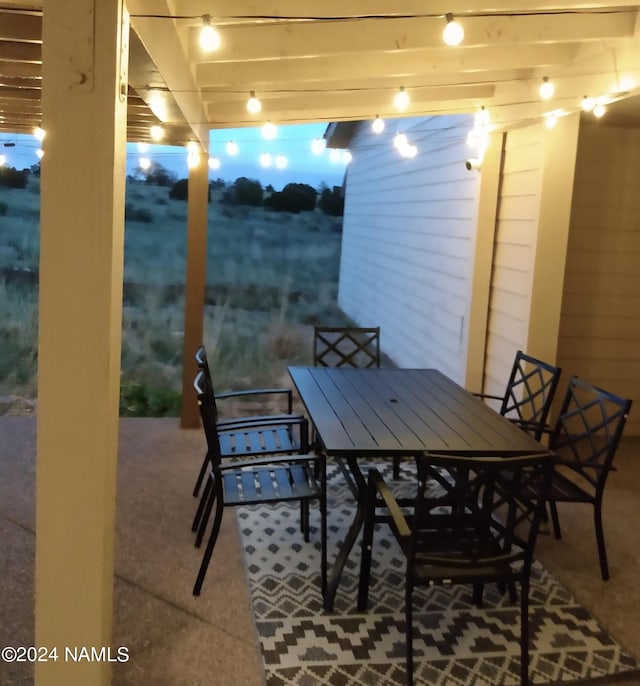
[483,126,544,399]
[558,123,640,434]
[338,115,479,382]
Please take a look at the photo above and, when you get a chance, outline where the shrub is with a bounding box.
[264,183,316,213]
[169,178,211,202]
[222,177,263,206]
[119,381,181,417]
[0,166,28,189]
[319,186,344,216]
[145,163,177,187]
[0,201,7,216]
[125,203,154,223]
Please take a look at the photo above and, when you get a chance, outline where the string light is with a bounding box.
[545,111,559,129]
[246,91,262,114]
[150,124,165,141]
[139,157,151,170]
[593,102,606,118]
[208,156,221,170]
[186,141,199,168]
[199,14,221,52]
[311,138,326,155]
[259,152,273,167]
[33,126,45,142]
[393,132,408,150]
[442,13,464,46]
[225,140,238,155]
[262,121,277,139]
[329,149,341,163]
[137,142,149,153]
[36,149,44,160]
[581,95,596,112]
[342,151,352,164]
[539,76,555,100]
[393,86,410,112]
[275,154,288,169]
[371,116,385,134]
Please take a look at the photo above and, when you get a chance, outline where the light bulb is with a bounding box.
[342,151,352,164]
[329,149,341,163]
[150,125,164,141]
[593,103,606,118]
[393,87,410,112]
[311,138,326,155]
[199,15,221,52]
[139,157,151,170]
[539,77,555,100]
[208,156,221,170]
[259,152,273,168]
[581,96,596,112]
[545,112,558,129]
[442,14,464,47]
[33,126,45,142]
[137,142,149,153]
[371,116,385,134]
[36,148,44,160]
[226,140,238,156]
[394,132,408,150]
[402,144,418,158]
[275,154,288,169]
[247,91,261,114]
[262,121,277,140]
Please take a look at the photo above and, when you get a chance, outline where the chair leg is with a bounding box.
[520,577,531,686]
[195,479,217,548]
[193,492,225,596]
[192,453,208,497]
[549,500,562,539]
[405,581,414,686]
[393,456,401,480]
[593,502,610,581]
[192,475,212,533]
[357,486,376,611]
[320,456,328,599]
[300,500,310,542]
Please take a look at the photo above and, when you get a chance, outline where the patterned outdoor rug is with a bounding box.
[237,461,639,686]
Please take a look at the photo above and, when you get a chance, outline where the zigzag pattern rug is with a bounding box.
[237,461,639,686]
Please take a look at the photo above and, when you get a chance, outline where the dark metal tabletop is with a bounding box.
[288,366,545,456]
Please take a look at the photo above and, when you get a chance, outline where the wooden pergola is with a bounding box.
[1,2,639,683]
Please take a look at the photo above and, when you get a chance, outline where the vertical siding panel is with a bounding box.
[558,123,640,435]
[338,115,479,383]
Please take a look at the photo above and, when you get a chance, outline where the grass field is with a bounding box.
[0,175,345,415]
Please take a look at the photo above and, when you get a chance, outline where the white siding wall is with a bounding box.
[483,125,544,397]
[337,115,479,383]
[558,123,640,435]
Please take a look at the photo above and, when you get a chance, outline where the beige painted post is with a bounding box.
[464,133,504,392]
[526,112,580,362]
[36,2,128,685]
[180,150,209,428]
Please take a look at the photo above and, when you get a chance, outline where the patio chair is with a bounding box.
[192,344,309,498]
[475,350,562,441]
[539,376,632,580]
[358,450,553,686]
[192,369,327,596]
[313,326,380,369]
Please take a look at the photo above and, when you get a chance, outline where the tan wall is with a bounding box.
[558,122,640,435]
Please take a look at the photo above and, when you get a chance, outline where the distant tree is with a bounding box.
[144,163,176,187]
[319,185,344,217]
[210,177,226,190]
[30,163,41,177]
[264,182,317,213]
[0,166,28,189]
[222,177,263,206]
[168,178,211,202]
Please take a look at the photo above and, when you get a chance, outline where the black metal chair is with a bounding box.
[192,369,327,596]
[540,376,632,580]
[358,451,553,686]
[313,326,380,369]
[476,350,562,441]
[192,344,309,498]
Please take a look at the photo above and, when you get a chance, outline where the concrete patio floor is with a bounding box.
[1,415,639,685]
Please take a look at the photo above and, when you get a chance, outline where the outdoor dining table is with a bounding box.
[288,365,551,611]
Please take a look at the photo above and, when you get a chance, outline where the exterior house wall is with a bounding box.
[337,115,479,383]
[558,122,640,435]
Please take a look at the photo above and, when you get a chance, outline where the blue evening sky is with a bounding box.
[1,122,349,191]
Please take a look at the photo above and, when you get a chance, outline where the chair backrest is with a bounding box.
[194,369,222,468]
[499,350,562,439]
[549,376,632,495]
[313,326,380,368]
[412,451,553,571]
[195,345,220,423]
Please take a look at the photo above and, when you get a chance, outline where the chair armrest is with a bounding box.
[368,469,411,538]
[218,452,318,472]
[217,413,306,430]
[216,387,293,413]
